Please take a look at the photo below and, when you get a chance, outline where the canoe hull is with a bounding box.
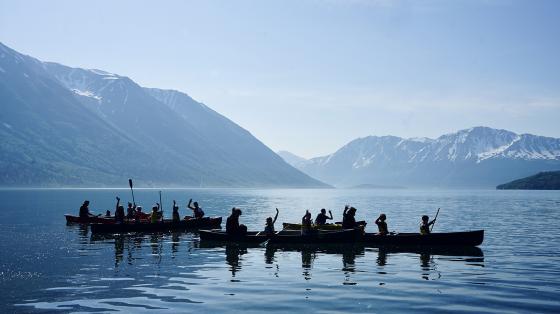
[65,214,115,224]
[199,230,271,243]
[268,229,362,244]
[199,229,362,244]
[90,217,222,234]
[200,229,484,247]
[360,230,484,247]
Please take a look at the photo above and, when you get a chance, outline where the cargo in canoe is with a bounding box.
[282,220,367,231]
[90,217,222,234]
[359,230,484,247]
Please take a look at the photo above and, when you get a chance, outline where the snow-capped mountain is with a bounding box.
[287,127,560,188]
[0,42,326,187]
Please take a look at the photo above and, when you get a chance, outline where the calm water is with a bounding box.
[0,188,559,313]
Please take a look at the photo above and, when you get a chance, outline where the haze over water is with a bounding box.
[0,188,559,313]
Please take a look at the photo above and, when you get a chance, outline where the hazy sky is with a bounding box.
[1,0,559,158]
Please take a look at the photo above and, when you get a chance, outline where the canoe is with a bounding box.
[199,228,362,244]
[90,217,222,234]
[282,220,367,231]
[359,230,484,247]
[65,214,115,224]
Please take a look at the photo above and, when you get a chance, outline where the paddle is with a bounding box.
[430,207,440,232]
[128,179,136,207]
[159,190,163,222]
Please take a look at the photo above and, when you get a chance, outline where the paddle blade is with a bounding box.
[128,179,133,188]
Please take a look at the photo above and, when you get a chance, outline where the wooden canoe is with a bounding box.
[90,217,222,234]
[359,230,484,247]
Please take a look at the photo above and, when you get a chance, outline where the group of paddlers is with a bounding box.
[78,197,205,223]
[79,199,437,236]
[226,205,437,236]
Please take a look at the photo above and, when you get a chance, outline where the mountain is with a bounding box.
[294,127,560,188]
[277,151,309,169]
[0,42,327,187]
[497,171,560,190]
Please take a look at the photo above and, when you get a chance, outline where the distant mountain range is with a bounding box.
[0,42,326,187]
[279,127,560,188]
[496,171,560,190]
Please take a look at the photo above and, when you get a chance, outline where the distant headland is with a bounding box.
[496,171,560,190]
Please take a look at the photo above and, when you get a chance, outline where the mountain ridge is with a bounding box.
[0,42,327,187]
[279,126,560,188]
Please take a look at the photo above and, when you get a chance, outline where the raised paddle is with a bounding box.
[430,207,441,232]
[128,179,136,206]
[159,190,163,222]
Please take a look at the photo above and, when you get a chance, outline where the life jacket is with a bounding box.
[151,212,159,223]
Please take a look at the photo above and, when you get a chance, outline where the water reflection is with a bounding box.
[67,224,484,284]
[225,244,248,278]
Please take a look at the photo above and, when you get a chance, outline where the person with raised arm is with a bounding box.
[301,210,313,235]
[264,208,279,234]
[375,214,388,235]
[342,206,357,229]
[172,200,180,223]
[114,197,125,224]
[187,198,205,219]
[150,203,162,224]
[315,208,333,226]
[420,215,436,235]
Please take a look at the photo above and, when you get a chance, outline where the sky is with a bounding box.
[1,0,559,158]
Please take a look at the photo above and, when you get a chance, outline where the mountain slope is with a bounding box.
[296,127,560,188]
[0,42,326,187]
[496,171,560,190]
[277,151,309,169]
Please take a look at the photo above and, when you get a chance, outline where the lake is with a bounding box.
[0,188,559,313]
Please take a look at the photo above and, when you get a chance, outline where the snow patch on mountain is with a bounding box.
[71,89,102,101]
[477,135,521,162]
